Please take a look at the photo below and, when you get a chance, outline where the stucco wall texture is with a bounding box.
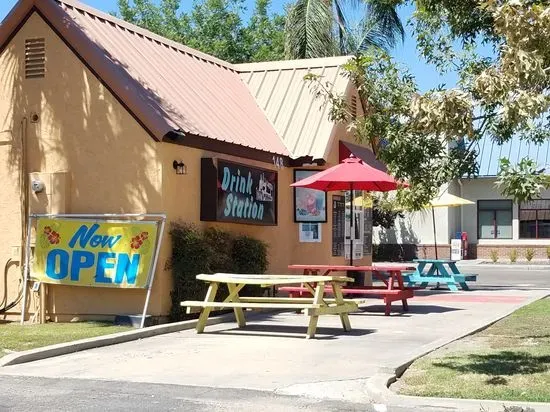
[0,13,370,321]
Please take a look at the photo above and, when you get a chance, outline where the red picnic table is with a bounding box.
[282,264,415,316]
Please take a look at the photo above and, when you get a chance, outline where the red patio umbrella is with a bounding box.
[291,155,405,265]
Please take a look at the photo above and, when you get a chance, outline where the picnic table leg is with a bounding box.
[448,262,470,291]
[196,282,219,333]
[383,272,394,316]
[331,282,352,332]
[395,271,409,312]
[227,283,246,328]
[447,282,459,291]
[384,299,391,316]
[306,282,324,339]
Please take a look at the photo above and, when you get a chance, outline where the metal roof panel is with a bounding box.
[237,56,352,160]
[475,136,550,176]
[1,0,290,156]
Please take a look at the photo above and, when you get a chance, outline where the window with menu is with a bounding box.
[519,199,550,239]
[478,200,513,239]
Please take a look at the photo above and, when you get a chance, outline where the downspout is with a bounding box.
[20,117,29,318]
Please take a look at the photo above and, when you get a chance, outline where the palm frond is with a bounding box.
[284,0,338,59]
[333,0,349,54]
[365,1,405,48]
[343,16,395,53]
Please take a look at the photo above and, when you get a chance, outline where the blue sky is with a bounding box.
[0,0,458,91]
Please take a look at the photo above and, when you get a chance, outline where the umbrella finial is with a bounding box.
[343,154,361,164]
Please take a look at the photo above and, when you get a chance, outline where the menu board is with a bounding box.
[363,207,373,255]
[332,195,345,256]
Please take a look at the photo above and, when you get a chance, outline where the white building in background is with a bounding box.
[374,136,550,260]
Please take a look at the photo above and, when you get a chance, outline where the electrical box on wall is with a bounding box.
[29,172,70,215]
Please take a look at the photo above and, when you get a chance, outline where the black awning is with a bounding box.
[339,141,387,172]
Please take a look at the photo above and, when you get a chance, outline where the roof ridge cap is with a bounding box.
[235,55,353,72]
[54,0,236,71]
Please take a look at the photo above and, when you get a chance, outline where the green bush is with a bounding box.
[489,249,499,263]
[525,248,535,262]
[509,248,517,263]
[169,222,269,321]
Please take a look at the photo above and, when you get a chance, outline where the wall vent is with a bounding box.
[25,38,46,79]
[350,94,357,120]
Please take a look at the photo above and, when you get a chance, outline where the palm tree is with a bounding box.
[284,0,404,59]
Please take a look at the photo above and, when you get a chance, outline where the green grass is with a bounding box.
[0,322,132,358]
[399,298,550,402]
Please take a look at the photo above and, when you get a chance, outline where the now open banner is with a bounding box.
[32,218,158,288]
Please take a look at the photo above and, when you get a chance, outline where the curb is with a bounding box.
[366,292,550,411]
[476,264,550,270]
[0,313,234,367]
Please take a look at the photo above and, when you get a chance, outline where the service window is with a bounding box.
[519,199,550,239]
[478,200,512,239]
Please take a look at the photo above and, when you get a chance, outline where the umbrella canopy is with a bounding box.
[429,193,474,208]
[428,192,474,269]
[290,156,405,192]
[291,155,405,265]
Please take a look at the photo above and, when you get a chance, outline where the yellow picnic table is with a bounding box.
[181,273,358,339]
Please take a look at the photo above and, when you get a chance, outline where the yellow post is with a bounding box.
[227,283,246,328]
[196,282,219,333]
[332,282,352,331]
[306,282,324,339]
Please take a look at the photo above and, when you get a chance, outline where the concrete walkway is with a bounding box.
[1,286,547,405]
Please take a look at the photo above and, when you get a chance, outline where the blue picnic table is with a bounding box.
[404,259,477,291]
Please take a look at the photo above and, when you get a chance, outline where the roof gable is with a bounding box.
[236,56,352,160]
[0,0,290,157]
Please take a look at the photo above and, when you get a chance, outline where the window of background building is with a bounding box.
[478,200,513,239]
[519,199,550,239]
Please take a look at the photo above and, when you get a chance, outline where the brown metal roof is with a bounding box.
[0,0,290,157]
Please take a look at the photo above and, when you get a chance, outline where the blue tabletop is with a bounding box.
[414,259,456,264]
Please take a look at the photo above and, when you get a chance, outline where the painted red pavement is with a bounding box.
[412,294,527,303]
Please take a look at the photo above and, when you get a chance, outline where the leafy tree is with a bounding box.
[496,158,550,204]
[284,0,404,59]
[181,0,249,63]
[244,0,286,62]
[307,1,550,209]
[116,0,285,63]
[372,194,404,228]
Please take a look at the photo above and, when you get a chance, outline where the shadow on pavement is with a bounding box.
[208,324,376,340]
[351,305,462,316]
[469,285,547,291]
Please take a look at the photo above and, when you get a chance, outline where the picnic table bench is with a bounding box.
[403,259,478,291]
[280,265,414,316]
[181,273,358,339]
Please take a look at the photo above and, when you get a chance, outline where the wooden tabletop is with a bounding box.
[196,273,353,285]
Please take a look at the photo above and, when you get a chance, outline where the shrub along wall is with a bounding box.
[373,243,418,262]
[169,223,269,321]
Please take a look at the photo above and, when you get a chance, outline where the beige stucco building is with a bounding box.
[0,0,376,322]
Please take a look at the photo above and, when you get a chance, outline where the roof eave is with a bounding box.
[0,0,35,54]
[164,131,291,165]
[0,0,293,161]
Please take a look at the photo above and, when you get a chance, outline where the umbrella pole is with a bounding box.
[432,206,441,286]
[432,206,438,260]
[350,184,354,266]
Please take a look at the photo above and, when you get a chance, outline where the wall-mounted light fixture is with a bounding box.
[173,160,187,175]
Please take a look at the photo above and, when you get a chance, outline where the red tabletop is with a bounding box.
[288,264,414,272]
